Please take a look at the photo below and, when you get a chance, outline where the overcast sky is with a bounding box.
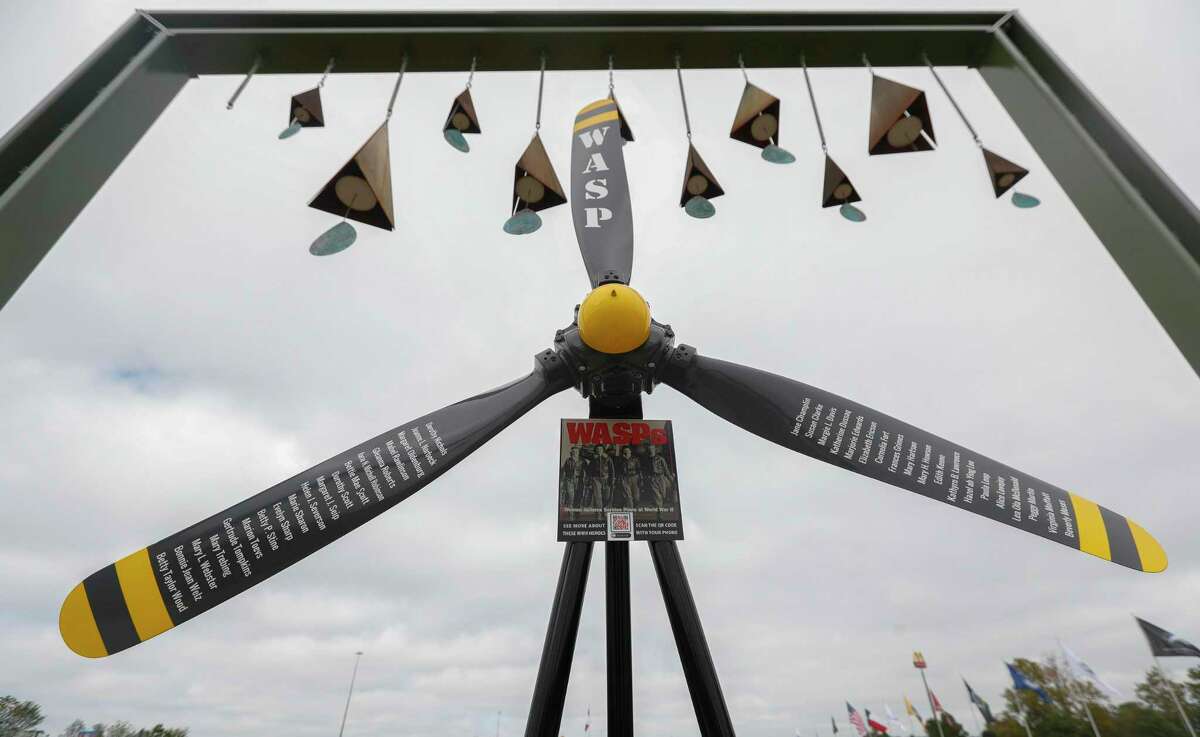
[2,1,1200,736]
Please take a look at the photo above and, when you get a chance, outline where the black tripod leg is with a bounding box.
[649,541,736,737]
[606,541,634,737]
[524,541,594,737]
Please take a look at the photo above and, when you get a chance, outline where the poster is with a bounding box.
[557,419,684,542]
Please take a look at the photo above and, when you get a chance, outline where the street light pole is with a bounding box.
[338,651,365,737]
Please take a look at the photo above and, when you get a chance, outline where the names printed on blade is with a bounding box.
[151,420,452,615]
[785,393,1076,543]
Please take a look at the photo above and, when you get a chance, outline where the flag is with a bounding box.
[912,652,927,669]
[929,690,943,714]
[847,703,868,737]
[963,679,996,724]
[865,708,889,734]
[1136,617,1200,658]
[884,704,905,733]
[904,696,923,724]
[1061,641,1123,698]
[1007,662,1052,704]
[831,716,839,734]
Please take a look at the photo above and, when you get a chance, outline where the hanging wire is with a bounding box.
[861,52,874,74]
[800,54,827,153]
[318,57,335,88]
[385,54,408,120]
[608,54,615,97]
[923,53,982,146]
[225,55,261,110]
[674,53,693,140]
[535,53,547,130]
[737,53,749,82]
[466,55,477,88]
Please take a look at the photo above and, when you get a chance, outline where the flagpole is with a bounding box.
[962,677,982,736]
[919,670,946,737]
[1081,702,1102,737]
[1155,656,1198,737]
[1016,696,1034,737]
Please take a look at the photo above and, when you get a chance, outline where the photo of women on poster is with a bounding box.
[557,419,683,541]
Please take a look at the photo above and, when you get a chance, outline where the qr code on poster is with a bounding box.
[607,511,633,541]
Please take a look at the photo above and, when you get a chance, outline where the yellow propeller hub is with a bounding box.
[578,284,651,354]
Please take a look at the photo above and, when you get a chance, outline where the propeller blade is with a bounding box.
[571,98,634,287]
[662,348,1166,573]
[61,362,572,657]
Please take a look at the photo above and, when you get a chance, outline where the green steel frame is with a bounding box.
[2,10,1199,375]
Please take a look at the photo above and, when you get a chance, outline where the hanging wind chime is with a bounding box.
[280,57,335,140]
[729,54,794,164]
[801,54,865,222]
[865,54,936,155]
[924,54,1040,208]
[306,55,403,256]
[676,54,724,219]
[442,56,481,153]
[504,54,567,235]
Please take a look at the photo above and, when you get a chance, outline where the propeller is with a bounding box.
[62,90,1165,660]
[571,98,635,287]
[661,347,1166,573]
[60,357,573,657]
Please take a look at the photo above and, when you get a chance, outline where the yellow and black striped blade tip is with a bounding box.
[574,98,621,133]
[1069,493,1166,573]
[60,548,177,658]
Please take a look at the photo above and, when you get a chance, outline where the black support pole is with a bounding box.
[649,541,735,737]
[606,541,634,737]
[524,541,593,737]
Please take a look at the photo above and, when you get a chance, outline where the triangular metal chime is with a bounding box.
[729,82,782,150]
[679,144,724,206]
[868,75,936,155]
[981,147,1029,198]
[512,133,566,213]
[289,87,325,128]
[444,88,482,135]
[821,156,862,208]
[308,122,395,230]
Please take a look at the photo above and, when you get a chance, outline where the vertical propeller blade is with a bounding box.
[663,349,1166,573]
[571,99,634,287]
[60,363,572,657]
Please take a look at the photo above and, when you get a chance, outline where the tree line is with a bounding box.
[861,655,1200,737]
[0,697,186,737]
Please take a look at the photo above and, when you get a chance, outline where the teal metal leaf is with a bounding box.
[278,120,302,140]
[761,145,795,164]
[444,128,470,153]
[684,196,716,219]
[1012,191,1041,208]
[309,221,357,256]
[839,202,866,222]
[503,208,542,235]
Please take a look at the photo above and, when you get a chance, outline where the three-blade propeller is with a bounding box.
[62,97,1164,659]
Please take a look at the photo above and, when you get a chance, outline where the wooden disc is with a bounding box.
[294,106,311,123]
[886,115,923,147]
[833,182,854,200]
[451,111,471,131]
[334,175,378,211]
[686,174,709,196]
[516,175,545,204]
[997,173,1015,188]
[750,113,778,142]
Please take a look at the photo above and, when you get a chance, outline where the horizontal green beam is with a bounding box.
[1,9,1198,382]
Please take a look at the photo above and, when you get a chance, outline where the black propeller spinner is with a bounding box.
[61,96,1164,660]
